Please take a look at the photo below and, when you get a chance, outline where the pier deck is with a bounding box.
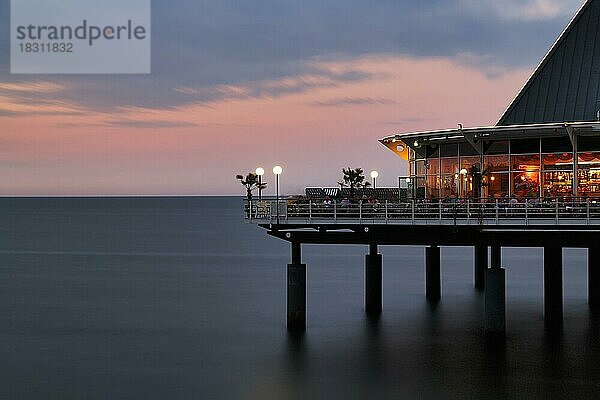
[245,197,600,336]
[245,198,600,226]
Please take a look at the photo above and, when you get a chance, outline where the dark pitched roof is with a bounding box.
[498,0,600,126]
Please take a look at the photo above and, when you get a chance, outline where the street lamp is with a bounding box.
[370,170,379,189]
[460,169,468,198]
[255,167,265,200]
[273,166,283,224]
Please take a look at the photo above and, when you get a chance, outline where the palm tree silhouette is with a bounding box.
[236,173,267,200]
[338,167,371,198]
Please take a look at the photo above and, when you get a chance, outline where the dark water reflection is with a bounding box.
[1,197,599,399]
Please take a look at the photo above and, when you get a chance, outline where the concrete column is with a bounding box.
[490,246,502,268]
[475,244,488,290]
[365,244,382,316]
[288,242,306,332]
[485,267,506,337]
[426,245,441,303]
[544,246,563,329]
[590,247,600,309]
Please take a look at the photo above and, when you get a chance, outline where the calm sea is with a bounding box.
[1,197,599,399]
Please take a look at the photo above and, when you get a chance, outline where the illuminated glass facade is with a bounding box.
[405,135,600,199]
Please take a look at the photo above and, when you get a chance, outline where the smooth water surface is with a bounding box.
[1,197,599,399]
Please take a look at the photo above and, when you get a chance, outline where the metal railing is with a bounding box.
[243,197,600,225]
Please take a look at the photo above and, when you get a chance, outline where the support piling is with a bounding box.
[485,267,506,337]
[426,245,441,303]
[288,242,306,332]
[544,246,563,330]
[365,243,382,317]
[475,244,487,290]
[590,247,600,309]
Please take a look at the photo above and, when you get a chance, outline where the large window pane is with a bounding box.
[578,152,600,197]
[512,154,541,171]
[512,171,540,198]
[578,152,600,165]
[441,175,457,198]
[543,153,573,171]
[485,155,509,172]
[460,156,481,170]
[441,157,459,174]
[415,160,427,176]
[487,173,509,199]
[415,177,426,199]
[427,158,439,175]
[427,175,440,199]
[543,171,573,197]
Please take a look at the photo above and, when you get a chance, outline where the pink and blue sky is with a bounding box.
[0,0,584,195]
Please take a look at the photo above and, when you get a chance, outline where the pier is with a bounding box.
[242,0,600,338]
[245,197,600,336]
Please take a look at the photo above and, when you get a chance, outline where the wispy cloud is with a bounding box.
[461,0,580,21]
[0,0,584,116]
[101,119,199,129]
[310,97,396,107]
[175,66,377,104]
[379,117,440,126]
[0,81,68,93]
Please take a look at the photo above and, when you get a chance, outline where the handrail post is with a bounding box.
[587,198,591,224]
[249,199,253,222]
[439,200,442,223]
[525,199,528,225]
[555,199,559,224]
[359,201,363,223]
[467,200,470,224]
[309,200,312,222]
[285,200,289,222]
[334,200,337,221]
[385,200,388,223]
[495,199,499,224]
[411,200,415,224]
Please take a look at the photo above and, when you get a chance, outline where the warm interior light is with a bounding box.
[490,176,496,181]
[519,165,539,172]
[460,168,468,175]
[273,166,283,175]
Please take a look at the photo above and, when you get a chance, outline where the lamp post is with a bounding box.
[460,168,468,198]
[255,167,265,200]
[371,170,379,189]
[273,166,283,224]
